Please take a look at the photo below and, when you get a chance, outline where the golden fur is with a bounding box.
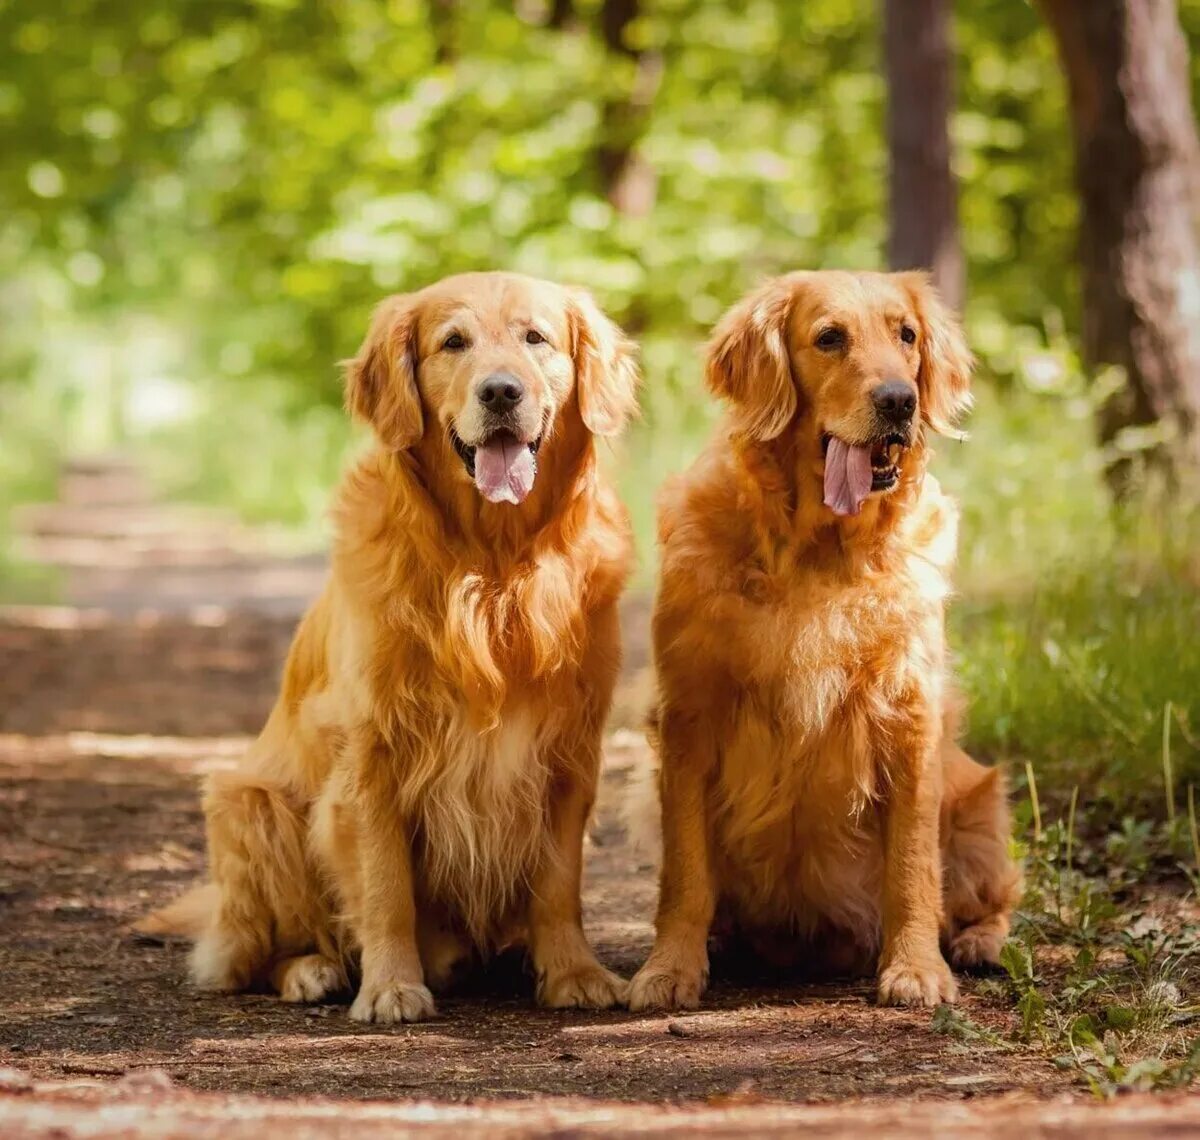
[137,271,639,1023]
[628,270,1020,1011]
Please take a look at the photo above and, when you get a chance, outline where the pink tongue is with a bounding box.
[473,438,537,505]
[823,437,874,517]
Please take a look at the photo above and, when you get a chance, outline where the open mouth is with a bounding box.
[867,433,906,491]
[450,428,542,505]
[821,432,909,516]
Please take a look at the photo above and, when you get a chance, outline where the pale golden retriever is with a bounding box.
[628,270,1019,1011]
[137,271,638,1022]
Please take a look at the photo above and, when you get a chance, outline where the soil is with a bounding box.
[0,459,1196,1136]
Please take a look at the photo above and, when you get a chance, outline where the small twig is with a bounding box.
[816,1042,865,1064]
[1188,785,1200,884]
[1062,785,1079,919]
[1163,700,1176,826]
[1025,760,1042,843]
[1066,786,1078,874]
[29,835,91,855]
[1173,705,1199,750]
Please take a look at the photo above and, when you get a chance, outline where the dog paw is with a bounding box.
[349,980,436,1024]
[538,962,629,1010]
[277,955,343,1003]
[949,921,1007,970]
[877,955,958,1007]
[628,961,707,1012]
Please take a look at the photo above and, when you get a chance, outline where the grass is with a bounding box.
[932,728,1200,1098]
[939,802,1200,1097]
[957,557,1200,817]
[930,737,1200,1097]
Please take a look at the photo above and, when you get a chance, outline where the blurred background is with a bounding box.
[1,0,1199,829]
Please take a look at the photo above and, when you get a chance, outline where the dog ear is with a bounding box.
[706,275,798,441]
[343,294,423,449]
[567,288,640,437]
[901,272,974,438]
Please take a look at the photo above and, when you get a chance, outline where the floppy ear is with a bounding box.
[567,288,640,437]
[343,293,423,449]
[901,272,974,438]
[705,275,798,441]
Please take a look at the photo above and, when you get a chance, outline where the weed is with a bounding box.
[978,803,1200,1097]
[930,1004,1014,1051]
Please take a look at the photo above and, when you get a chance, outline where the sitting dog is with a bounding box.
[628,270,1019,1010]
[137,271,639,1022]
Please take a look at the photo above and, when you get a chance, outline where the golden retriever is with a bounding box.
[136,271,638,1022]
[628,270,1019,1011]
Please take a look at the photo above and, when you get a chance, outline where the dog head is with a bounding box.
[345,272,638,505]
[706,269,972,517]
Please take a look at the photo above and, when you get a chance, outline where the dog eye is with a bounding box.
[442,333,467,351]
[900,324,917,346]
[815,327,845,351]
[525,329,546,346]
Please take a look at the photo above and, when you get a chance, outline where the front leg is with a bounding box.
[528,757,628,1010]
[877,712,958,1008]
[347,732,436,1024]
[629,710,717,1012]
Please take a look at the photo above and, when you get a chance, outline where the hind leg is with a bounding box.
[193,772,325,992]
[271,953,345,1003]
[417,904,473,995]
[940,746,1021,969]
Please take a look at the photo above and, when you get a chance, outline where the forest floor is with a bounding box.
[0,458,1196,1136]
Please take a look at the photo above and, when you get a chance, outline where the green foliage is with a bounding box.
[975,813,1200,1097]
[956,530,1200,814]
[956,0,1077,341]
[0,0,1079,406]
[0,376,66,600]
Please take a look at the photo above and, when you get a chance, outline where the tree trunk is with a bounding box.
[1040,0,1200,497]
[430,0,456,65]
[883,0,964,312]
[547,0,574,30]
[597,0,659,217]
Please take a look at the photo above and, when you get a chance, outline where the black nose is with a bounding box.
[871,380,917,424]
[478,372,524,414]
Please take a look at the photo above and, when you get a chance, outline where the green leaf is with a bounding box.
[1103,1004,1138,1032]
[999,938,1035,984]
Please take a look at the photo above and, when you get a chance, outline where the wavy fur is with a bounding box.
[629,271,1019,1012]
[138,272,637,1022]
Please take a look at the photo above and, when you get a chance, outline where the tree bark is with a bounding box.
[597,0,659,217]
[883,0,964,312]
[1040,0,1200,496]
[430,0,456,65]
[547,0,574,30]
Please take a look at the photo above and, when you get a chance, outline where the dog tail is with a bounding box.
[130,883,217,942]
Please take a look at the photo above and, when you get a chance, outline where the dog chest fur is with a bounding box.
[403,701,555,942]
[709,551,950,943]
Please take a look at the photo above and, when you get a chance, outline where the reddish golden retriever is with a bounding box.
[138,271,638,1022]
[629,270,1019,1011]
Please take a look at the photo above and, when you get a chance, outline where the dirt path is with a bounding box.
[0,723,1069,1103]
[0,459,1194,1134]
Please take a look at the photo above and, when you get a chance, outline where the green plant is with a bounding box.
[986,802,1200,1097]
